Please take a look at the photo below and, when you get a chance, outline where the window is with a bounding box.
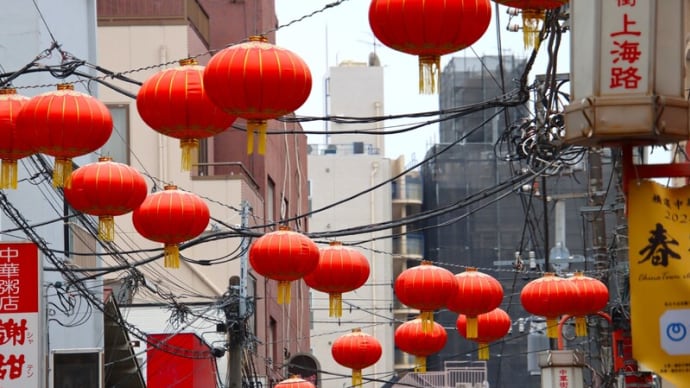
[267,178,275,225]
[102,104,129,164]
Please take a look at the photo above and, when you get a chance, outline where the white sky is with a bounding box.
[274,0,569,163]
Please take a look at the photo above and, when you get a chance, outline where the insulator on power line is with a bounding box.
[529,250,537,269]
[507,24,521,32]
[506,7,520,16]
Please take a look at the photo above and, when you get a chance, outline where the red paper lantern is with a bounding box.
[203,35,312,155]
[492,0,568,47]
[132,184,210,268]
[394,260,457,332]
[64,157,147,242]
[249,226,319,305]
[446,267,504,339]
[457,308,511,360]
[394,318,447,372]
[567,272,609,336]
[520,272,578,338]
[0,88,31,189]
[136,58,237,171]
[16,84,113,187]
[275,375,315,388]
[303,241,370,317]
[369,0,491,93]
[331,328,382,387]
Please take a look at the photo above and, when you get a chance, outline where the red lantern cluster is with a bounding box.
[395,318,447,372]
[304,241,370,317]
[275,375,315,388]
[520,272,578,338]
[369,0,492,93]
[16,84,113,187]
[136,58,237,171]
[568,272,609,336]
[132,184,210,269]
[446,267,504,339]
[492,0,568,47]
[394,260,457,332]
[64,157,147,242]
[203,36,312,155]
[0,88,31,189]
[248,226,319,305]
[457,308,511,360]
[331,328,382,387]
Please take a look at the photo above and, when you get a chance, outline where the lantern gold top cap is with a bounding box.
[0,88,16,95]
[57,83,74,90]
[278,225,291,231]
[179,58,198,66]
[421,260,433,265]
[248,35,269,43]
[164,184,178,190]
[352,327,362,333]
[465,267,477,272]
[98,156,113,162]
[328,241,343,246]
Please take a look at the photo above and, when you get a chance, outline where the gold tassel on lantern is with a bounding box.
[466,316,479,339]
[477,343,490,360]
[418,55,441,94]
[54,158,73,188]
[277,280,291,305]
[575,316,587,337]
[98,215,115,242]
[414,356,427,373]
[329,293,343,317]
[246,119,268,155]
[521,9,545,49]
[0,159,17,189]
[179,139,199,171]
[164,244,180,269]
[420,311,434,333]
[352,368,363,387]
[546,317,559,338]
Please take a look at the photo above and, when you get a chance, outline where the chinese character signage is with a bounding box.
[600,0,649,95]
[629,181,690,386]
[564,0,689,146]
[0,242,40,388]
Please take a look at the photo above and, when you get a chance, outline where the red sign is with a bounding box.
[0,242,40,388]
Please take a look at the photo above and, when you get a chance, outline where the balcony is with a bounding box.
[392,178,423,206]
[392,233,424,259]
[98,0,210,45]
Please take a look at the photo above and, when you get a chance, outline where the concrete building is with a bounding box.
[422,55,616,387]
[0,1,106,386]
[307,59,395,387]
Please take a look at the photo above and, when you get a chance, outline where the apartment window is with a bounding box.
[267,178,275,225]
[268,317,277,369]
[103,104,129,164]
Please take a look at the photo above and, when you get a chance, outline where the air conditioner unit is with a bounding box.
[455,383,473,388]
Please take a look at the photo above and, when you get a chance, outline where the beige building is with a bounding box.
[308,60,396,387]
[96,1,310,386]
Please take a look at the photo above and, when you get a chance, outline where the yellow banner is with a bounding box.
[629,180,690,386]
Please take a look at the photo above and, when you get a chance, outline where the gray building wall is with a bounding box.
[0,0,103,352]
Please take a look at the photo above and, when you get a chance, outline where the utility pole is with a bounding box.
[586,147,610,386]
[228,201,251,388]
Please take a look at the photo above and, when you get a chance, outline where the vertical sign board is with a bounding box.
[629,181,690,386]
[0,242,41,388]
[599,0,650,96]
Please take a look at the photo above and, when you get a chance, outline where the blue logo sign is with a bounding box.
[666,322,687,342]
